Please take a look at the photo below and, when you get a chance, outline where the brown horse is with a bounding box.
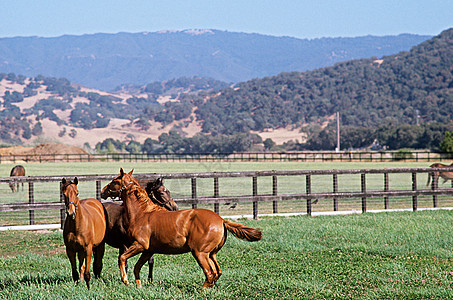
[9,165,25,193]
[62,177,107,289]
[426,163,453,186]
[101,169,262,288]
[103,177,178,282]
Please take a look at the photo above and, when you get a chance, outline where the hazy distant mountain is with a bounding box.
[0,29,431,91]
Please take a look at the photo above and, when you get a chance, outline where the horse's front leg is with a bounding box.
[77,249,87,287]
[119,241,145,285]
[66,247,79,284]
[148,255,155,282]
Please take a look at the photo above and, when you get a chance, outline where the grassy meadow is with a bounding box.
[1,210,453,299]
[1,161,453,298]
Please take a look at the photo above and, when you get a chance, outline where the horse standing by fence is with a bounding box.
[426,163,453,186]
[101,169,262,288]
[61,177,106,289]
[102,177,178,282]
[9,165,25,193]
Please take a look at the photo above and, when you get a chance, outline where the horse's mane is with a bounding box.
[127,181,165,213]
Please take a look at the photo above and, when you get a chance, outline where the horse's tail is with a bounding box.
[223,219,262,242]
[427,172,432,186]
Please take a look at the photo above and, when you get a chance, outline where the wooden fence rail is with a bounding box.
[1,167,453,229]
[1,151,453,163]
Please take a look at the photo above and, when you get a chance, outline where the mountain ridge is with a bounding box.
[0,29,431,90]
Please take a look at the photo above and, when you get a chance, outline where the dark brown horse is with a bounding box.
[61,177,107,289]
[102,177,178,281]
[9,165,25,193]
[426,163,453,186]
[101,169,262,288]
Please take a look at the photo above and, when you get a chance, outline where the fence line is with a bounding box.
[1,167,453,229]
[1,151,453,163]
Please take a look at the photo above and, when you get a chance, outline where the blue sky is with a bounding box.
[0,0,452,39]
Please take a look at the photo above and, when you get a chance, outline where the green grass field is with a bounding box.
[1,210,453,299]
[1,161,452,226]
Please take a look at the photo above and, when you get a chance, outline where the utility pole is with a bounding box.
[336,111,340,152]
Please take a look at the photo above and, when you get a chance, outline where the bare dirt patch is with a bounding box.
[0,143,88,156]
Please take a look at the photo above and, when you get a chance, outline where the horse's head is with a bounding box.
[101,168,137,200]
[145,178,179,211]
[61,177,79,220]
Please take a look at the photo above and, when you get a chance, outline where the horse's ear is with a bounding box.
[60,178,66,192]
[161,178,165,184]
[74,177,78,185]
[128,169,134,175]
[120,168,124,176]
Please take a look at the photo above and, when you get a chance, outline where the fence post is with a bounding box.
[252,176,258,219]
[361,173,366,213]
[412,172,417,211]
[272,175,278,214]
[431,171,438,208]
[213,177,219,214]
[191,178,197,209]
[96,180,101,201]
[28,182,34,225]
[333,174,338,211]
[384,173,389,209]
[60,184,65,229]
[306,175,312,216]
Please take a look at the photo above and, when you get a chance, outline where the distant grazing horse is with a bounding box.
[101,168,262,288]
[426,163,453,186]
[61,177,106,289]
[9,165,25,192]
[102,177,178,282]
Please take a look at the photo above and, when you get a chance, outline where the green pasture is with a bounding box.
[1,210,453,299]
[1,161,453,226]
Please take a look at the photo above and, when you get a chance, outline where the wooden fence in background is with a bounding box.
[1,151,453,163]
[1,167,453,229]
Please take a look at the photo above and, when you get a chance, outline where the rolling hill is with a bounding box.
[0,28,451,150]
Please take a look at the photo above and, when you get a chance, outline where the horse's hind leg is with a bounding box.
[210,253,222,283]
[66,247,79,284]
[192,251,217,288]
[133,252,153,288]
[84,244,93,289]
[93,242,105,278]
[147,255,155,282]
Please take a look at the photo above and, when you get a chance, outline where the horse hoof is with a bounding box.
[136,279,142,288]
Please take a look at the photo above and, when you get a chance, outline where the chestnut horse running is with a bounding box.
[101,169,262,288]
[103,177,178,281]
[426,163,453,186]
[62,177,106,289]
[9,165,25,193]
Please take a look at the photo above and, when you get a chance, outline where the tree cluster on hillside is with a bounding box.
[295,122,453,151]
[93,122,453,154]
[95,131,263,154]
